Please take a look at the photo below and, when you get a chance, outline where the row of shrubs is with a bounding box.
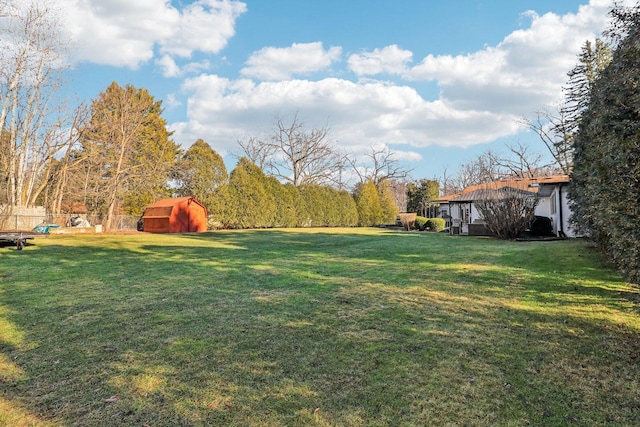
[203,159,400,229]
[414,216,446,232]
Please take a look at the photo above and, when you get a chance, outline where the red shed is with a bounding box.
[142,197,208,233]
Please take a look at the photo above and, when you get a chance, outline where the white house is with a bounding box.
[536,178,575,238]
[445,175,573,237]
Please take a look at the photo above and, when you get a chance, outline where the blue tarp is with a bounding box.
[32,224,60,234]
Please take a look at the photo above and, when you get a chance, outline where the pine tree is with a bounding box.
[377,180,399,224]
[570,4,640,283]
[173,139,228,213]
[354,180,383,226]
[79,82,178,229]
[228,158,275,228]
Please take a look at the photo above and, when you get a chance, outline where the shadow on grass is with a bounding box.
[0,230,638,426]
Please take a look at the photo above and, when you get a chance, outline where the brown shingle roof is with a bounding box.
[449,186,537,202]
[442,175,569,200]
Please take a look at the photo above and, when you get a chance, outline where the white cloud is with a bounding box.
[49,0,632,170]
[348,45,413,76]
[59,0,246,68]
[155,55,212,78]
[160,0,247,58]
[156,55,181,78]
[164,93,182,109]
[405,1,619,115]
[171,75,522,157]
[240,42,342,80]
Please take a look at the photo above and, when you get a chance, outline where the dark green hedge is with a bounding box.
[570,20,640,283]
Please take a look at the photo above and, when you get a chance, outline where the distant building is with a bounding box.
[441,175,574,237]
[141,197,208,233]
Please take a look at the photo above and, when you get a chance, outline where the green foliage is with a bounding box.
[173,139,228,213]
[415,216,428,231]
[354,180,383,226]
[122,187,170,217]
[266,178,301,228]
[426,218,446,232]
[206,183,235,229]
[228,158,276,228]
[407,179,439,216]
[334,189,358,227]
[414,216,445,232]
[299,184,357,227]
[570,14,640,283]
[77,82,178,229]
[299,184,325,226]
[377,180,399,224]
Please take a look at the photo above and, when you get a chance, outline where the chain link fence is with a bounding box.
[1,205,139,232]
[46,214,139,231]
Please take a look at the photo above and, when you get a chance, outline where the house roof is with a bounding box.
[449,186,537,203]
[435,193,461,204]
[442,175,569,202]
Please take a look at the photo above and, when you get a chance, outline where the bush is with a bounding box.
[425,218,446,232]
[415,216,428,231]
[398,212,416,231]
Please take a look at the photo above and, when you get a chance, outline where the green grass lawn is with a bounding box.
[1,228,639,426]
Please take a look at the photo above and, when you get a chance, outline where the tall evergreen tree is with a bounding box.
[354,179,383,227]
[570,3,640,283]
[79,82,178,229]
[377,179,399,224]
[173,139,228,213]
[406,179,439,216]
[228,157,275,228]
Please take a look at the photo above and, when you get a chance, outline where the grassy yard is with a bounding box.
[0,228,639,426]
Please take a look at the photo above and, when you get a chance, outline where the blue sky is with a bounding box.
[54,0,630,182]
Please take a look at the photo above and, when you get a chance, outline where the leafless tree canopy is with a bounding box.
[521,108,574,175]
[348,145,411,185]
[237,113,346,187]
[0,0,72,207]
[444,144,557,194]
[523,39,612,176]
[236,135,275,171]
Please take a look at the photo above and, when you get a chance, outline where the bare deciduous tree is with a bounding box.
[348,145,412,185]
[236,135,274,171]
[445,143,554,195]
[0,0,72,207]
[238,113,346,187]
[521,108,573,175]
[524,39,612,176]
[36,102,89,214]
[494,142,552,178]
[445,150,504,193]
[387,178,409,213]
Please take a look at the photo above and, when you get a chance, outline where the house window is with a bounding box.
[551,191,557,215]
